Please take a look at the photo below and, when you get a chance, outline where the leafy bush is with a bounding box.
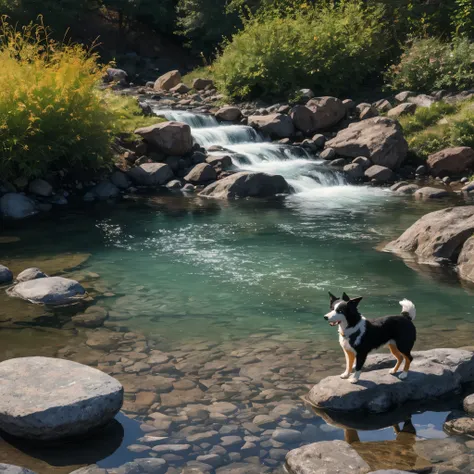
[386,37,474,93]
[0,18,153,181]
[401,99,474,157]
[212,1,388,100]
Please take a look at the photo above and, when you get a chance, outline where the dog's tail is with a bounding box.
[399,299,416,320]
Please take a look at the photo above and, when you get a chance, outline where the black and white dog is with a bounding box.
[324,292,416,384]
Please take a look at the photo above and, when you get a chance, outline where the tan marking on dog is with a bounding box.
[403,354,411,372]
[388,343,404,374]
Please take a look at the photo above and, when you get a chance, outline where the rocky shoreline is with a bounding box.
[1,69,474,220]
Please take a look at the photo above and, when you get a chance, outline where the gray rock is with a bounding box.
[299,89,314,100]
[0,265,13,284]
[182,183,196,193]
[329,158,346,167]
[151,444,191,454]
[427,147,474,177]
[7,276,86,305]
[72,306,108,328]
[344,163,364,181]
[462,182,474,193]
[390,181,408,191]
[387,103,417,118]
[326,117,408,170]
[464,393,474,414]
[216,106,241,122]
[394,91,415,103]
[193,78,214,90]
[353,156,372,169]
[215,463,261,474]
[385,206,474,268]
[66,466,107,474]
[359,105,379,120]
[0,466,37,474]
[113,458,167,474]
[0,357,123,440]
[184,163,217,184]
[166,179,182,190]
[16,267,47,283]
[368,471,415,474]
[416,165,427,175]
[307,349,474,413]
[105,68,127,84]
[305,96,346,131]
[444,411,474,437]
[135,122,193,156]
[248,114,295,139]
[90,181,120,200]
[272,428,301,444]
[0,193,37,219]
[395,184,419,195]
[319,148,335,160]
[196,454,223,468]
[28,179,53,197]
[365,165,394,183]
[199,172,290,200]
[312,134,326,148]
[206,155,233,170]
[110,171,131,190]
[414,438,466,463]
[374,99,392,113]
[170,83,190,94]
[286,440,370,474]
[154,70,181,91]
[414,187,455,200]
[408,94,437,108]
[127,163,174,186]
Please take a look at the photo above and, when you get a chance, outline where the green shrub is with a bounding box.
[401,99,474,157]
[0,18,154,181]
[386,37,474,93]
[212,1,388,100]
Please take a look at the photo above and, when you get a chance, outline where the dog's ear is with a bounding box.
[342,292,350,302]
[328,292,338,304]
[348,297,363,307]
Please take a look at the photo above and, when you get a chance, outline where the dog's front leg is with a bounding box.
[341,349,355,379]
[350,352,367,384]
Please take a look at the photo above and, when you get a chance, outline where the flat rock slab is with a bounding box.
[0,357,123,440]
[308,349,474,413]
[6,276,86,305]
[0,466,37,474]
[286,440,370,474]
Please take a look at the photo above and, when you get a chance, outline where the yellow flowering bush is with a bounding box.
[0,17,148,181]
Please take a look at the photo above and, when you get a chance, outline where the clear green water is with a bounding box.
[1,190,472,348]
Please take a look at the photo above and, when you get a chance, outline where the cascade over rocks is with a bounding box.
[0,357,123,440]
[199,172,290,199]
[326,117,408,170]
[247,114,294,139]
[307,349,474,413]
[154,70,181,91]
[384,206,474,267]
[134,122,193,156]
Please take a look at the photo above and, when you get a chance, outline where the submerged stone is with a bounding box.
[0,357,123,440]
[0,466,37,474]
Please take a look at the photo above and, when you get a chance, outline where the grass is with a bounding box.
[399,99,474,158]
[181,65,215,88]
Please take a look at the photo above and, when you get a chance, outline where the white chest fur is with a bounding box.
[338,317,366,353]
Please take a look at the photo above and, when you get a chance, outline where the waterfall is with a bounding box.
[151,106,348,192]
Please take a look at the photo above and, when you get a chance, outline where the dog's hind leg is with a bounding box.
[388,343,404,374]
[341,349,355,379]
[399,352,413,380]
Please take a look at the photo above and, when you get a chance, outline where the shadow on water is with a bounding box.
[0,414,142,474]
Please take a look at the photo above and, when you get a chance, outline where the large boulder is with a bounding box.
[413,186,455,200]
[0,193,37,219]
[16,267,47,283]
[248,114,295,139]
[215,106,241,122]
[384,206,474,265]
[365,165,394,183]
[307,349,474,413]
[88,181,120,200]
[286,440,370,474]
[206,155,233,170]
[184,163,217,184]
[105,68,127,84]
[0,265,13,284]
[291,97,346,134]
[134,122,193,156]
[387,103,417,118]
[7,276,86,305]
[193,78,214,90]
[199,172,290,199]
[154,70,181,91]
[426,146,474,177]
[170,83,190,94]
[28,179,53,197]
[457,235,474,283]
[128,163,174,187]
[326,117,408,170]
[0,357,123,440]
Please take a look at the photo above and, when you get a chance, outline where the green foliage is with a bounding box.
[400,99,474,158]
[0,18,152,181]
[386,37,474,93]
[451,0,474,38]
[212,1,388,100]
